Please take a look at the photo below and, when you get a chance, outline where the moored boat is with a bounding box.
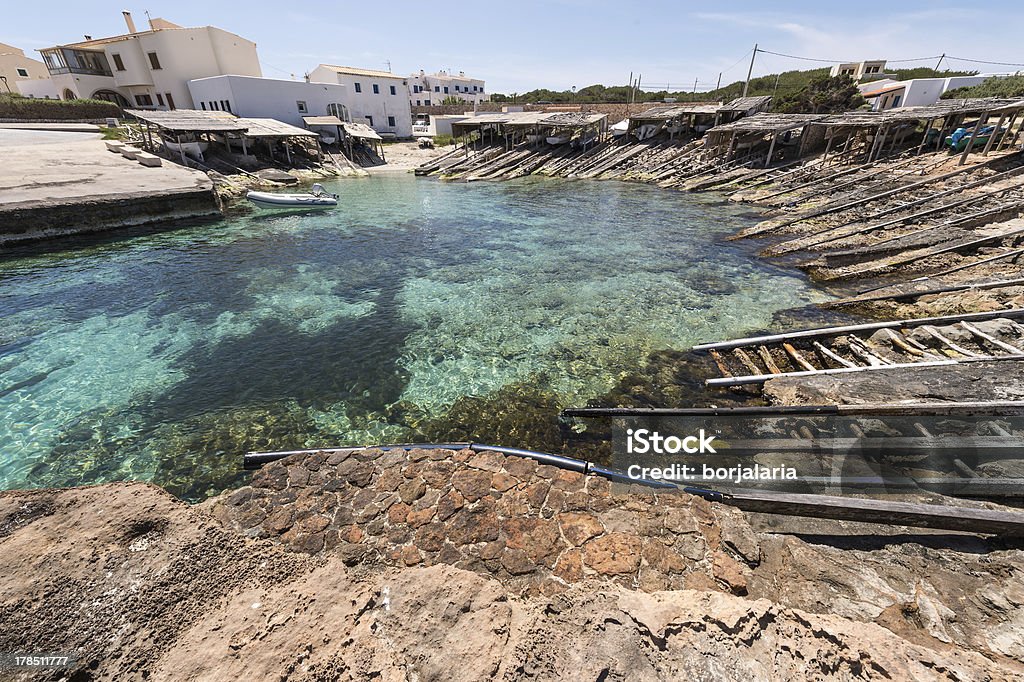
[246,183,339,210]
[547,133,571,145]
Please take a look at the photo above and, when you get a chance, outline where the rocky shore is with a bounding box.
[2,447,1023,680]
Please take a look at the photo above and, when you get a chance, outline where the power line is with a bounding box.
[945,55,1024,68]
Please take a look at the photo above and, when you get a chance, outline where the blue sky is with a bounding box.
[5,1,1024,93]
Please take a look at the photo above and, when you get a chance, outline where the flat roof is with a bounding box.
[317,64,405,79]
[235,118,317,138]
[303,115,346,127]
[341,122,382,140]
[125,109,247,132]
[709,113,828,133]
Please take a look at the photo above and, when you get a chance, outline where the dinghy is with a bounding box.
[246,183,339,210]
[547,133,572,145]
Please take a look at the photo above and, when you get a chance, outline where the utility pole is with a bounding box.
[934,53,946,72]
[772,72,781,98]
[716,72,722,91]
[693,77,698,94]
[742,43,758,98]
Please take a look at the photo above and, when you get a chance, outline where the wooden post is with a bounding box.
[285,141,292,166]
[764,131,779,168]
[997,112,1018,151]
[177,133,186,165]
[982,112,1007,155]
[821,131,836,165]
[916,118,933,155]
[958,110,988,165]
[241,135,248,157]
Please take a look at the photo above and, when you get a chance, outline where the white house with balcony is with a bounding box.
[308,65,412,138]
[187,75,348,128]
[863,75,1004,110]
[408,69,487,106]
[37,12,261,109]
[830,60,887,82]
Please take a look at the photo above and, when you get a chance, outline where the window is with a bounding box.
[147,52,161,70]
[16,67,29,77]
[416,99,421,106]
[372,84,379,94]
[134,94,153,106]
[892,95,902,107]
[354,82,361,93]
[201,101,206,110]
[112,54,125,71]
[434,85,439,92]
[388,116,395,127]
[221,99,229,112]
[443,86,449,94]
[211,100,219,110]
[424,99,431,106]
[296,100,308,113]
[366,115,373,126]
[156,93,165,106]
[389,85,396,95]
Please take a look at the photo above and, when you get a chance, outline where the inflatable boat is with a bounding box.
[246,184,339,210]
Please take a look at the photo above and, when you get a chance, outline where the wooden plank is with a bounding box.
[960,321,1024,354]
[693,308,1024,352]
[708,349,734,377]
[782,342,818,371]
[921,325,986,358]
[847,335,893,366]
[733,348,763,376]
[705,359,960,387]
[829,277,1024,307]
[756,345,783,373]
[812,340,858,368]
[721,490,1024,536]
[561,400,1024,418]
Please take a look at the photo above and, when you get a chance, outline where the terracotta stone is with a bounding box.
[385,501,409,522]
[495,493,530,517]
[453,448,475,463]
[582,533,642,575]
[339,524,364,544]
[503,457,538,480]
[415,523,446,552]
[295,515,330,534]
[406,506,436,528]
[550,469,584,492]
[543,488,566,513]
[663,508,700,535]
[558,513,604,546]
[490,472,517,493]
[375,469,404,493]
[451,470,493,502]
[534,464,559,480]
[642,539,687,574]
[501,548,535,576]
[435,490,465,522]
[420,461,457,488]
[467,451,505,472]
[400,545,422,566]
[523,481,550,508]
[553,549,583,582]
[264,508,294,534]
[412,489,441,511]
[479,540,505,561]
[502,518,565,567]
[354,448,383,462]
[584,476,611,497]
[398,478,427,504]
[447,503,499,545]
[407,448,432,462]
[712,550,748,595]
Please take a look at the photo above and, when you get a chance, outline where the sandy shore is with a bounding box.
[369,141,456,172]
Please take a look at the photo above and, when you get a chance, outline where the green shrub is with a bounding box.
[433,134,454,146]
[0,94,121,121]
[942,75,1024,99]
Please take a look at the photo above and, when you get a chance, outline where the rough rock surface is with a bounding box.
[1,481,1020,681]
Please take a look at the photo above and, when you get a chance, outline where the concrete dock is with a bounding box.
[0,128,219,245]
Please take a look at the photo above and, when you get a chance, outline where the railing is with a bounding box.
[46,66,113,77]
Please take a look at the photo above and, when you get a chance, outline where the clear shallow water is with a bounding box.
[0,175,828,500]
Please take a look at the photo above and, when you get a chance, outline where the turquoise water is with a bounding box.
[0,175,828,500]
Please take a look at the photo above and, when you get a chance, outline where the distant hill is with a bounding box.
[493,67,976,108]
[942,75,1024,99]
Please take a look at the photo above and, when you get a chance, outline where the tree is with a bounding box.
[773,74,865,114]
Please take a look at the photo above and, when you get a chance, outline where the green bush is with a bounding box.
[0,94,121,121]
[433,134,454,146]
[942,75,1024,100]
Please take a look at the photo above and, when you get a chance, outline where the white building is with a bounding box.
[308,64,412,138]
[187,75,348,127]
[0,42,57,97]
[37,12,261,109]
[863,75,1000,110]
[408,69,488,107]
[830,60,887,81]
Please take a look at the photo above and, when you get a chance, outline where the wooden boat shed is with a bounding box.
[629,96,773,138]
[126,109,320,165]
[704,113,828,166]
[810,98,1024,164]
[450,111,608,149]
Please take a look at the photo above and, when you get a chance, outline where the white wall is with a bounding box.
[309,66,412,137]
[15,79,60,98]
[408,71,487,106]
[188,75,347,127]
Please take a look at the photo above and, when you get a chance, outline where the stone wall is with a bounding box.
[0,187,221,245]
[208,448,757,597]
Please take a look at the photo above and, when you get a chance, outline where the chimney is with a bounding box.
[122,11,138,34]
